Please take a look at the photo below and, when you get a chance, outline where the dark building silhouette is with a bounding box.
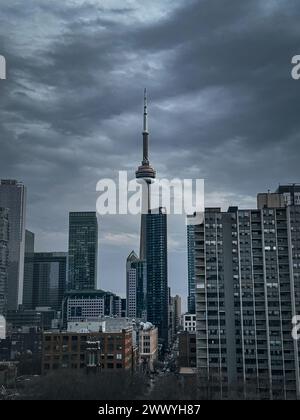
[10,326,42,374]
[68,212,98,291]
[24,252,67,311]
[146,208,168,349]
[6,308,43,330]
[0,208,9,315]
[169,292,181,343]
[6,307,57,332]
[178,331,196,368]
[121,298,127,318]
[23,230,35,309]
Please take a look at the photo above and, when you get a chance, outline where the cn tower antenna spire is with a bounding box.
[135,88,156,260]
[136,88,155,178]
[143,88,148,134]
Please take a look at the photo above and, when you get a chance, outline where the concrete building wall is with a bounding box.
[257,193,285,209]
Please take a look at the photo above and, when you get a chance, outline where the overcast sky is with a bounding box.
[0,0,300,309]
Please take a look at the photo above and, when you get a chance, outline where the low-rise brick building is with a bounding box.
[42,328,134,374]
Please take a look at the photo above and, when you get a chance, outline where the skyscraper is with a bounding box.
[0,208,9,315]
[146,207,168,348]
[174,294,182,332]
[187,216,196,313]
[136,89,156,260]
[168,292,181,343]
[0,180,26,310]
[68,212,98,291]
[23,230,35,309]
[24,252,67,311]
[126,250,147,319]
[195,201,300,399]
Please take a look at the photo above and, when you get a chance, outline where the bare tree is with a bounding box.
[21,370,148,400]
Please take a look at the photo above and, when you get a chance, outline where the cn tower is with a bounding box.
[136,89,156,259]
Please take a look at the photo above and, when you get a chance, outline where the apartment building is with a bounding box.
[195,202,300,399]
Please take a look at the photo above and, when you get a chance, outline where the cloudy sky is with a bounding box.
[0,0,300,309]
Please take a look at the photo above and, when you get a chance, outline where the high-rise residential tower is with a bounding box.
[0,180,26,310]
[0,208,9,315]
[126,251,147,319]
[168,292,182,344]
[195,201,300,399]
[68,212,98,291]
[187,216,196,313]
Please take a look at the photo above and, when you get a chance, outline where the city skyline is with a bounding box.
[1,0,300,402]
[1,0,300,309]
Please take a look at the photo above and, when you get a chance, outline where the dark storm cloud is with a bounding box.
[0,0,299,304]
[127,0,300,200]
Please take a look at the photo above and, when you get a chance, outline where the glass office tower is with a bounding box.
[146,207,168,349]
[24,252,67,311]
[68,212,98,291]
